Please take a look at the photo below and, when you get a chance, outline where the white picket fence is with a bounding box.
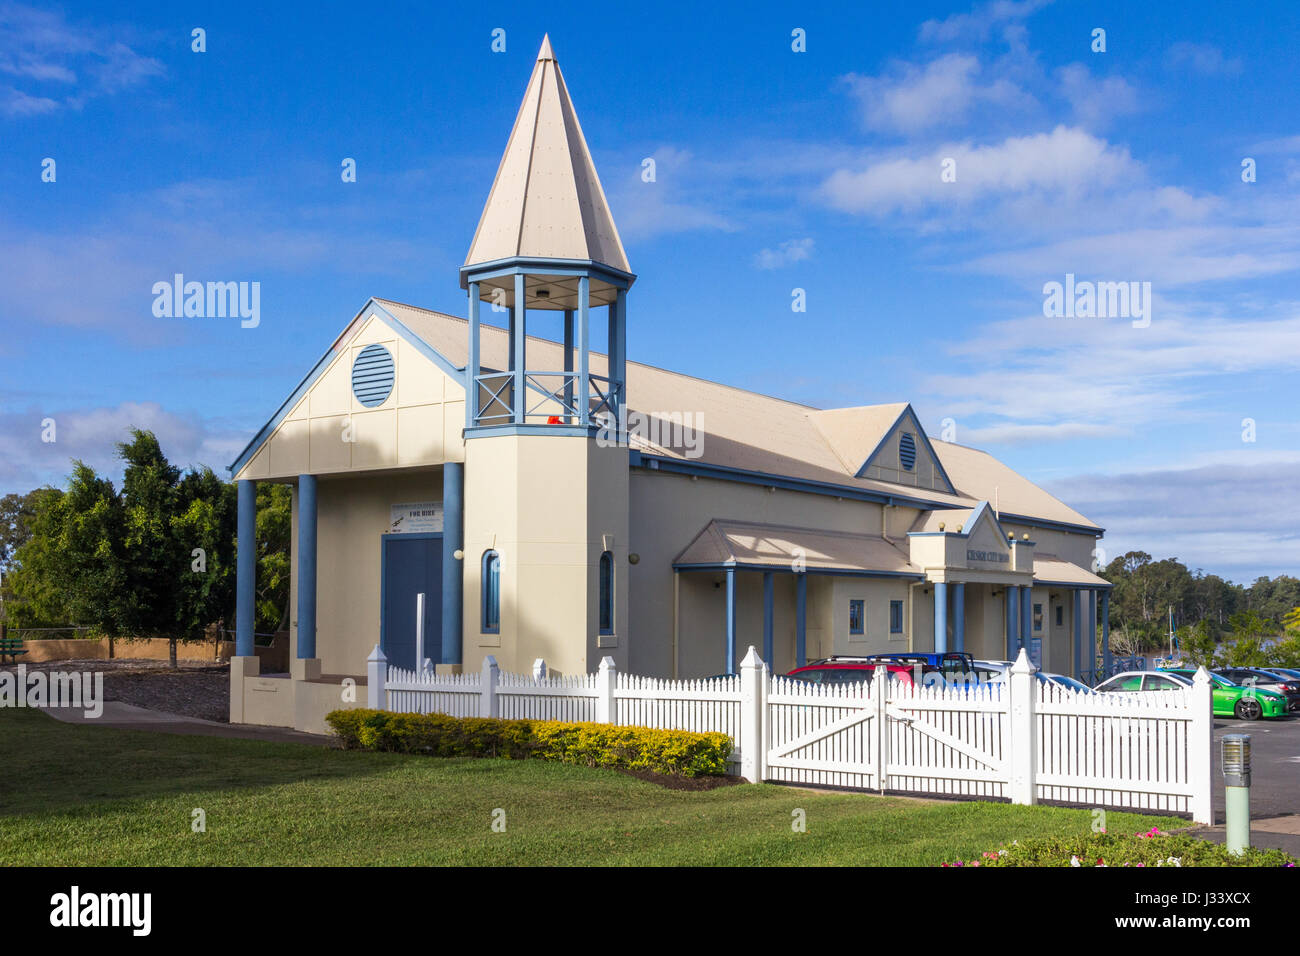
[365,645,1213,822]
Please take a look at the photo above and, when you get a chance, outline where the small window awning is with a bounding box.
[673,519,923,578]
[1033,553,1112,588]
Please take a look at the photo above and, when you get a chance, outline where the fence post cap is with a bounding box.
[482,654,499,671]
[367,644,387,663]
[1010,647,1035,674]
[739,645,763,670]
[598,655,616,672]
[1192,665,1212,685]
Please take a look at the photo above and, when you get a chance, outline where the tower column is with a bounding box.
[512,273,526,424]
[563,308,574,422]
[577,276,590,426]
[953,582,965,653]
[466,282,480,428]
[934,580,948,653]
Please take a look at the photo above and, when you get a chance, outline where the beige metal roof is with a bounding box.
[372,299,1100,530]
[674,520,921,575]
[809,404,908,473]
[465,35,629,274]
[1033,553,1111,588]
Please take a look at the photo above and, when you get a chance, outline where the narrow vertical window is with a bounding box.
[599,551,614,634]
[849,599,864,635]
[482,550,500,633]
[890,600,904,634]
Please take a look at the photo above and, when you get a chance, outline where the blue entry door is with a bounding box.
[381,534,443,671]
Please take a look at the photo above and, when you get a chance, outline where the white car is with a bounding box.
[1093,671,1192,694]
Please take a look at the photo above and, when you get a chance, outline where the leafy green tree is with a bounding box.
[1177,620,1219,668]
[254,483,292,634]
[0,490,42,573]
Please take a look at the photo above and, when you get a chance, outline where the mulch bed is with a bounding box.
[0,659,231,723]
[617,768,743,791]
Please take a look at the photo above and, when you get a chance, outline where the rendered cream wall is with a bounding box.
[628,469,896,676]
[461,434,629,677]
[310,469,446,676]
[235,314,466,483]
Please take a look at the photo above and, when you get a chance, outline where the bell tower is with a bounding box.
[459,35,633,676]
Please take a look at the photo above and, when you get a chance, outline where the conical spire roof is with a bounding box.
[465,35,630,274]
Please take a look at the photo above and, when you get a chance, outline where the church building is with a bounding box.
[226,36,1112,733]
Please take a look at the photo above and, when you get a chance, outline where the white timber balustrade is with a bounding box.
[363,643,1214,819]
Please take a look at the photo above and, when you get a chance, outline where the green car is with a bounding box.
[1159,668,1288,720]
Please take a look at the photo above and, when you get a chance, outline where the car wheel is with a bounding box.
[1234,698,1262,721]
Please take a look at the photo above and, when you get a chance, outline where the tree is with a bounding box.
[0,490,41,573]
[1178,620,1218,669]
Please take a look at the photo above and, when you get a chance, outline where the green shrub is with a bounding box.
[944,829,1297,867]
[325,709,733,777]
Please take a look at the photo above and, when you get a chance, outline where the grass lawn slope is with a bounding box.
[1,708,1187,866]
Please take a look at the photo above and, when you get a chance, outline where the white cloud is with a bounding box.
[820,126,1139,216]
[754,238,814,270]
[1164,42,1242,76]
[1044,460,1300,580]
[606,147,735,240]
[0,3,163,115]
[1056,63,1141,130]
[919,0,1054,44]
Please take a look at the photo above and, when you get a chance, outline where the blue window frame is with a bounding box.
[599,552,614,634]
[1033,603,1043,632]
[849,599,864,635]
[890,600,904,633]
[481,550,500,633]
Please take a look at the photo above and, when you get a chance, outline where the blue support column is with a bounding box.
[796,573,807,667]
[441,462,464,666]
[465,282,480,429]
[934,581,948,653]
[236,479,256,657]
[563,309,574,422]
[1006,585,1020,658]
[607,299,619,426]
[1101,590,1112,677]
[953,582,965,653]
[512,273,526,424]
[612,288,627,425]
[762,571,774,666]
[1087,589,1097,682]
[724,567,737,675]
[577,276,590,426]
[506,306,515,370]
[1021,585,1033,649]
[1073,589,1083,679]
[295,474,317,660]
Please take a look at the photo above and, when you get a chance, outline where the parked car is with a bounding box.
[785,657,918,686]
[859,652,975,683]
[1214,667,1300,712]
[1095,670,1192,694]
[1042,673,1093,694]
[1155,668,1289,721]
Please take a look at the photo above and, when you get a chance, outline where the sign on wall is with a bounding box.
[390,501,443,534]
[1028,637,1043,670]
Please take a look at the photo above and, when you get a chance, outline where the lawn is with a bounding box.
[0,708,1178,866]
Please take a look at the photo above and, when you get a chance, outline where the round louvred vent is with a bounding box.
[352,344,395,407]
[899,432,917,471]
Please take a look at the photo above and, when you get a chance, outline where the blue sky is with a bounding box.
[2,0,1298,583]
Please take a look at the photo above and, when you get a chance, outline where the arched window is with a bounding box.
[482,550,501,633]
[598,551,614,635]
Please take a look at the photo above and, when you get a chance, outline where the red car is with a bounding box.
[785,656,920,686]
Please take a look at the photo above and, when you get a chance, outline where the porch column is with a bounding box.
[577,276,590,427]
[724,566,737,675]
[465,282,480,429]
[1073,589,1083,679]
[796,573,807,667]
[235,479,257,657]
[1101,590,1112,676]
[295,474,317,660]
[762,571,774,666]
[1021,585,1033,649]
[953,582,965,652]
[441,462,464,667]
[512,273,526,424]
[934,580,948,653]
[1006,585,1020,657]
[1087,588,1098,682]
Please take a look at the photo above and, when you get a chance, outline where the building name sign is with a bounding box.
[966,549,1009,565]
[390,502,443,534]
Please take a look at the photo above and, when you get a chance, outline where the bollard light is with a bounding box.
[1221,733,1251,855]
